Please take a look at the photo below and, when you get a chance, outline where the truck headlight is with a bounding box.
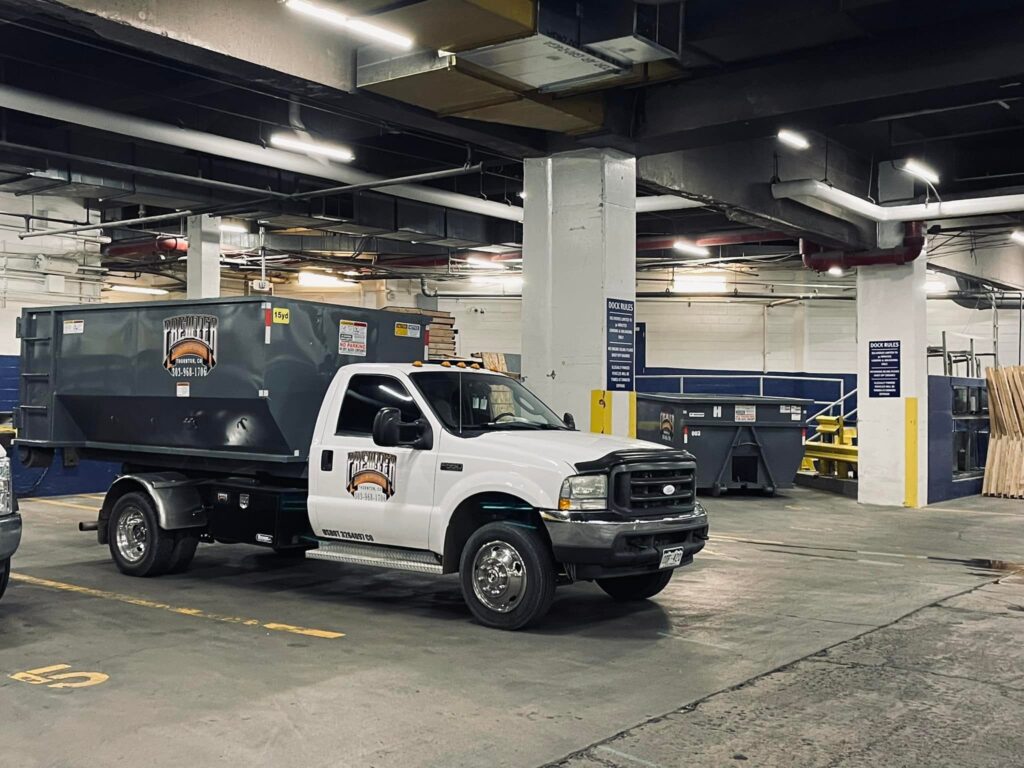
[0,457,11,516]
[558,474,608,511]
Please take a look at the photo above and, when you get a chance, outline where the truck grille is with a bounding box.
[610,457,697,518]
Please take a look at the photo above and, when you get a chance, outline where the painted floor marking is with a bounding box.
[30,498,98,512]
[10,573,344,640]
[10,664,109,689]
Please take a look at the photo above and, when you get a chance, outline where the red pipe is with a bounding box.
[104,236,188,260]
[801,222,925,271]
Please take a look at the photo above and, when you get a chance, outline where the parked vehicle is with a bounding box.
[16,298,707,629]
[0,446,21,601]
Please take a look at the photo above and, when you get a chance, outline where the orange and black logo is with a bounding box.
[346,450,397,501]
[163,314,218,377]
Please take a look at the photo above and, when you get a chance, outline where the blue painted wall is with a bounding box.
[0,354,120,498]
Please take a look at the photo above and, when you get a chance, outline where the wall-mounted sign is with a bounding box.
[606,298,635,391]
[868,340,901,397]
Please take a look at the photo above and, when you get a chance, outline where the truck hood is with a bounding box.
[472,429,674,472]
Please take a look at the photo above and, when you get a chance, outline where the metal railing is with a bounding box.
[636,373,855,423]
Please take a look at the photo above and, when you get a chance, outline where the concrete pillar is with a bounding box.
[856,257,929,506]
[186,214,220,299]
[521,149,636,435]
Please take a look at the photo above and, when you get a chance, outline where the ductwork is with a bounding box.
[773,178,1024,222]
[0,84,524,223]
[801,222,925,271]
[951,276,1024,310]
[636,195,704,213]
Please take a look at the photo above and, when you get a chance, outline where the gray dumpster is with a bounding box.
[637,393,812,495]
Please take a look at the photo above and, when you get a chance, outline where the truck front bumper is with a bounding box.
[540,503,708,579]
[0,513,22,561]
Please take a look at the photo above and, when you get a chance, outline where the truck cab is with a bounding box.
[305,362,708,629]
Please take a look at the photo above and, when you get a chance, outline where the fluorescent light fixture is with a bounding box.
[777,129,810,150]
[297,271,357,288]
[107,284,169,296]
[902,158,940,186]
[285,0,413,50]
[1011,230,1024,246]
[219,222,248,234]
[673,239,711,258]
[270,133,354,163]
[517,191,526,199]
[925,279,947,294]
[437,49,455,58]
[672,273,728,294]
[466,255,497,268]
[827,265,845,276]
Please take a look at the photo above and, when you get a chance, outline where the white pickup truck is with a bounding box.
[85,362,708,629]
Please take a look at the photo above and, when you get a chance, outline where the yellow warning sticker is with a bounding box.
[272,308,290,324]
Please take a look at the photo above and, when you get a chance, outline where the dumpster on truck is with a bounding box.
[637,393,812,495]
[15,297,430,478]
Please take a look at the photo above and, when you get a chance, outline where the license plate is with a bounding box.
[659,546,685,569]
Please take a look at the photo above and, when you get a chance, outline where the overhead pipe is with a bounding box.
[636,195,705,213]
[21,210,194,239]
[773,178,1024,222]
[0,84,524,223]
[801,222,925,271]
[951,276,1024,310]
[105,237,189,260]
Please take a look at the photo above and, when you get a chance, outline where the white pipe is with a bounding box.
[636,195,704,213]
[773,178,1024,222]
[0,84,523,223]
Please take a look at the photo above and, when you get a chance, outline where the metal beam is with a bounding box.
[638,136,879,249]
[630,10,1024,154]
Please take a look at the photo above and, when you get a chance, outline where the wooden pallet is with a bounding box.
[382,305,457,360]
[983,366,1024,497]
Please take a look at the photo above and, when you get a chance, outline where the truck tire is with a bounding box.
[597,569,674,601]
[0,557,9,600]
[167,531,200,574]
[460,521,555,631]
[108,492,175,577]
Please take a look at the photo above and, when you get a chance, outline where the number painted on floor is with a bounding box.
[9,664,109,689]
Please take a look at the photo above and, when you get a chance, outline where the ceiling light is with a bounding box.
[285,0,413,50]
[901,158,940,186]
[827,265,845,276]
[673,239,711,257]
[107,284,169,296]
[270,133,354,163]
[1011,230,1024,246]
[777,129,810,150]
[219,222,248,234]
[466,255,498,268]
[672,273,728,294]
[517,191,526,199]
[925,279,947,294]
[297,271,357,288]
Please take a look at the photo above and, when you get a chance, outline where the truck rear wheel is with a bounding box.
[459,522,555,631]
[108,492,175,577]
[0,557,9,600]
[597,570,674,601]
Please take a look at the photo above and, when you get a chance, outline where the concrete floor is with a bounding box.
[2,488,1023,768]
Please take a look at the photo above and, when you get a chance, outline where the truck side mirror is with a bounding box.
[373,408,433,450]
[563,412,576,430]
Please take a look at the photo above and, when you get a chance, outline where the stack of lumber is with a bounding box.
[474,352,521,379]
[383,306,457,359]
[983,366,1024,497]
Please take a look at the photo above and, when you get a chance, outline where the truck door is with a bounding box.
[311,373,435,550]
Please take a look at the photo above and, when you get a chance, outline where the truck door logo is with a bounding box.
[163,314,218,377]
[346,451,397,501]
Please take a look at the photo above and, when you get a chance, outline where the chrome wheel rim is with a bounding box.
[471,540,527,613]
[115,509,148,563]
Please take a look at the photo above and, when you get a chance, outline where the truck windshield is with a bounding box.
[410,371,567,433]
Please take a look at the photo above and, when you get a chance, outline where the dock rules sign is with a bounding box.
[868,340,901,397]
[606,298,635,391]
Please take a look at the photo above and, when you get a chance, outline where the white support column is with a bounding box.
[856,257,929,506]
[521,149,636,435]
[186,214,220,299]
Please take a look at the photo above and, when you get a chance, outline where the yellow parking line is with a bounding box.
[30,498,99,512]
[11,573,345,640]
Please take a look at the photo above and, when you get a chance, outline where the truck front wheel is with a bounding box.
[108,492,176,577]
[460,522,555,631]
[597,570,674,601]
